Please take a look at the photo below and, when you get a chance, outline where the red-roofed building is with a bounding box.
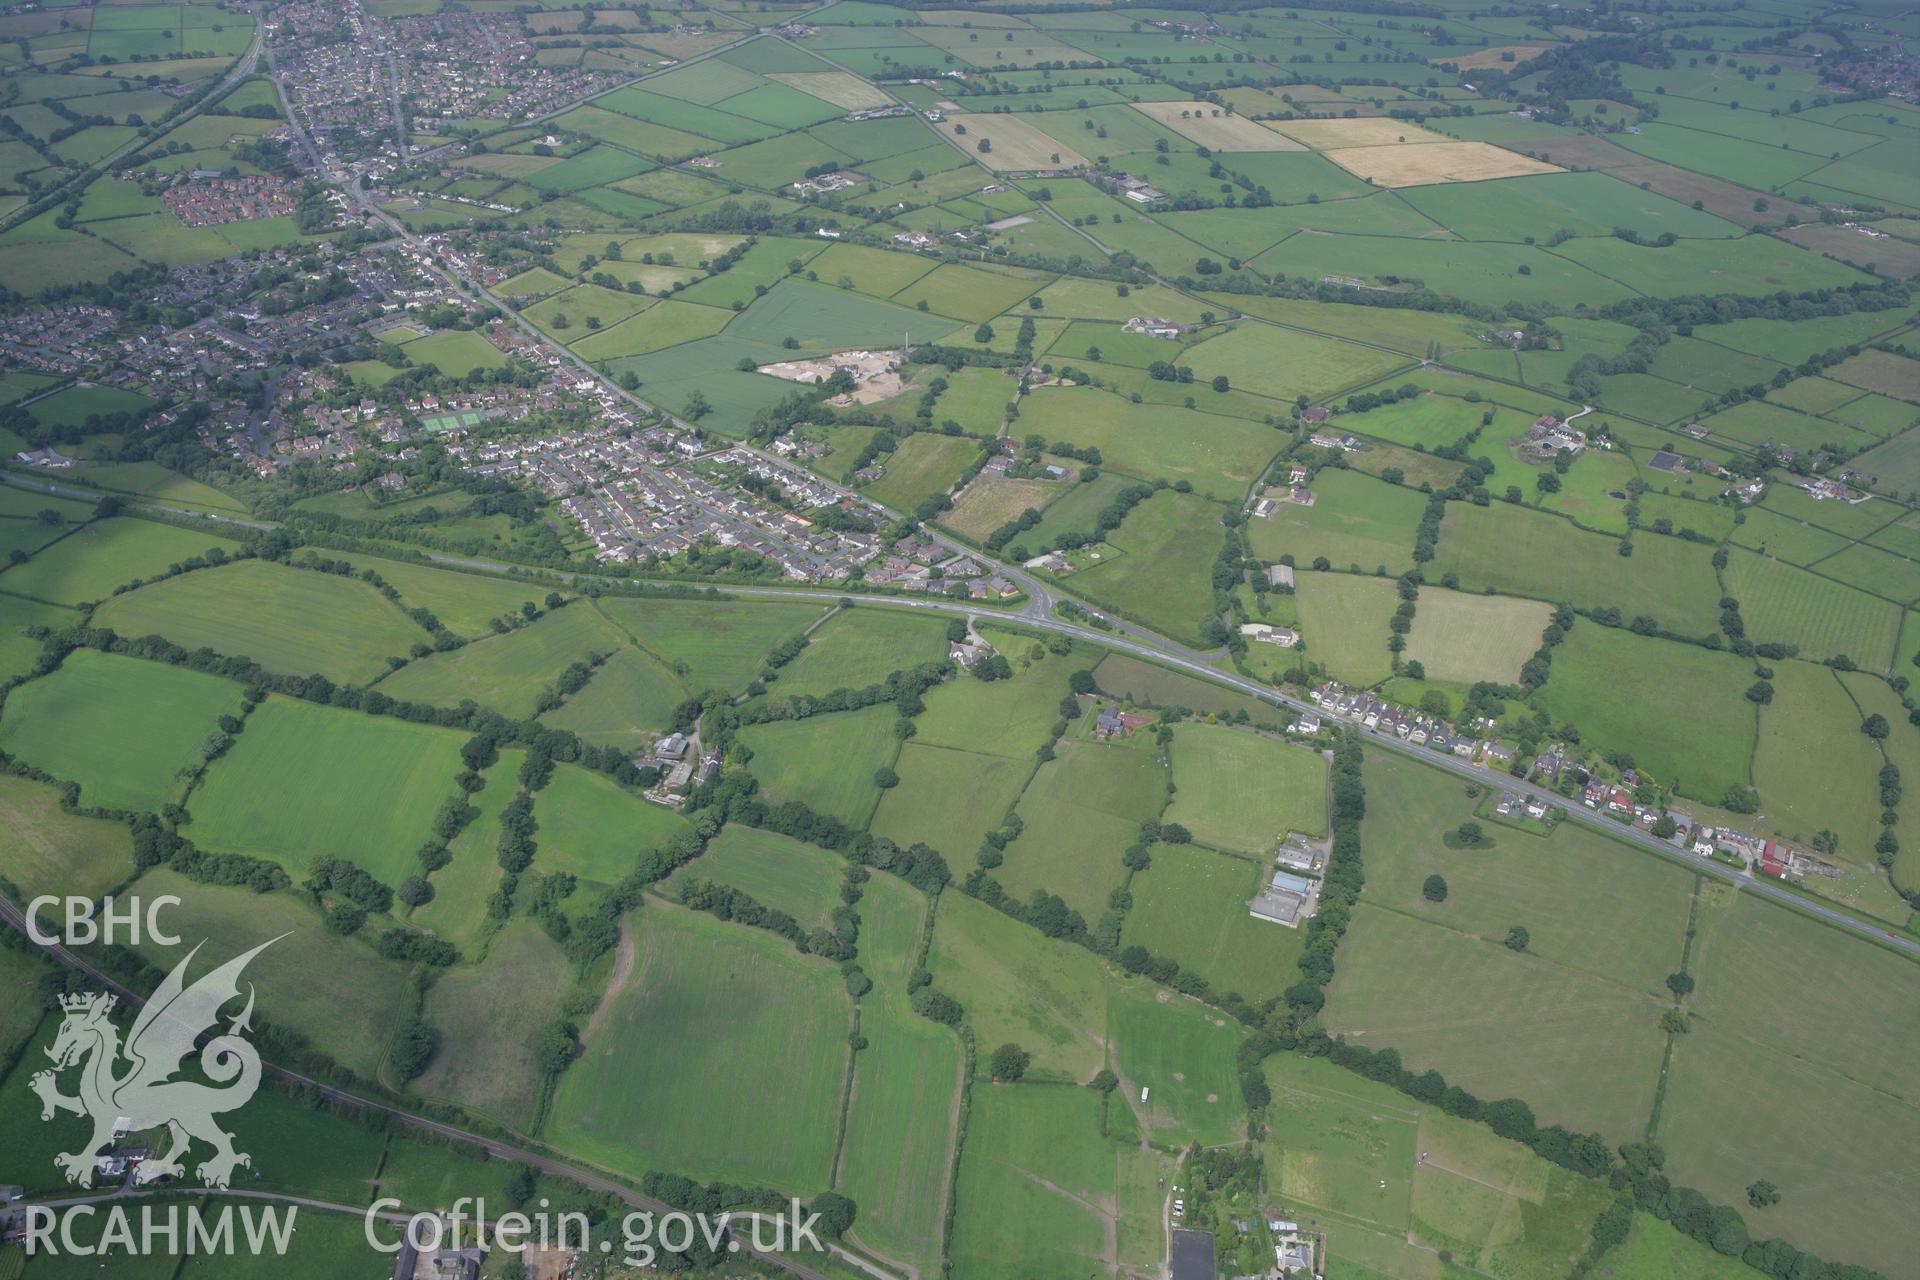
[1757,840,1788,878]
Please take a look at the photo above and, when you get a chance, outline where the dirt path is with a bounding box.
[582,920,639,1043]
[1014,1168,1119,1271]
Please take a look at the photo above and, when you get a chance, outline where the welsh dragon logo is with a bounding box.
[31,937,282,1189]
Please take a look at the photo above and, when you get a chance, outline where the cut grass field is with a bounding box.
[1324,752,1688,1141]
[1403,587,1552,685]
[1167,723,1325,850]
[593,596,829,694]
[376,602,626,717]
[1433,501,1722,637]
[1288,1051,1617,1280]
[1247,469,1424,573]
[545,901,852,1192]
[943,113,1088,171]
[1722,548,1903,671]
[1324,140,1561,187]
[184,695,466,886]
[940,472,1061,543]
[91,559,431,685]
[1293,571,1402,686]
[740,705,896,827]
[1122,841,1304,1004]
[0,648,243,814]
[1533,621,1758,803]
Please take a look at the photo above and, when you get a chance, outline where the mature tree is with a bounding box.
[1666,971,1695,996]
[1746,1180,1780,1208]
[1504,925,1529,951]
[1863,713,1890,740]
[1422,874,1448,902]
[990,1042,1031,1082]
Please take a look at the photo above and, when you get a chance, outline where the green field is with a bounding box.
[871,741,1034,861]
[1325,753,1688,1140]
[1065,490,1226,646]
[532,762,685,885]
[1180,319,1412,402]
[377,602,626,717]
[185,695,466,885]
[913,627,1086,757]
[1653,887,1920,1276]
[1122,841,1304,1004]
[740,705,896,826]
[127,868,412,1080]
[593,596,829,693]
[538,644,685,750]
[92,559,431,684]
[1404,587,1553,685]
[1247,469,1425,573]
[545,901,852,1191]
[0,773,132,901]
[0,648,243,813]
[0,517,237,606]
[769,606,950,698]
[829,871,959,1275]
[1433,501,1722,637]
[928,889,1108,1081]
[863,431,983,512]
[1293,571,1403,686]
[1722,548,1903,671]
[1750,662,1902,918]
[397,328,507,377]
[997,734,1168,921]
[1016,385,1284,502]
[1534,621,1758,802]
[413,921,572,1131]
[664,824,846,931]
[1166,722,1325,851]
[948,1085,1127,1280]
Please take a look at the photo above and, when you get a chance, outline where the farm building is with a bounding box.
[1239,622,1299,647]
[1250,869,1317,927]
